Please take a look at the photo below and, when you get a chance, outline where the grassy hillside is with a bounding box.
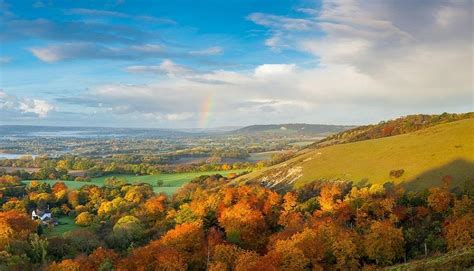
[311,112,473,148]
[386,247,474,271]
[239,118,474,190]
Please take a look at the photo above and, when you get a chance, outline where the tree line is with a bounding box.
[0,172,473,270]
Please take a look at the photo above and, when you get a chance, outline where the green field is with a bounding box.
[239,119,474,190]
[45,216,80,237]
[24,169,247,194]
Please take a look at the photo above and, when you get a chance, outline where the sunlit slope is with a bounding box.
[239,118,474,190]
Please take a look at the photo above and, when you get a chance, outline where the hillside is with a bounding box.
[386,247,474,271]
[234,123,353,136]
[311,112,474,148]
[238,118,474,190]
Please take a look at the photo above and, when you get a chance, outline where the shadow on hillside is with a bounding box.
[402,159,474,191]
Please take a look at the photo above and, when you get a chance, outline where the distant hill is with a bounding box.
[238,117,474,191]
[234,123,354,136]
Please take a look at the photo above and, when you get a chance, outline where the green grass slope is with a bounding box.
[239,118,474,190]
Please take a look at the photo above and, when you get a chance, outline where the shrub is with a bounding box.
[389,169,405,178]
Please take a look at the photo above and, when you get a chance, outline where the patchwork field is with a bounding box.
[45,216,80,237]
[24,169,247,194]
[239,119,474,190]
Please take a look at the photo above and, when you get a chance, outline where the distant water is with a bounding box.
[0,153,37,159]
[0,125,191,139]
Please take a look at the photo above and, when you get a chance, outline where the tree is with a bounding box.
[98,197,129,218]
[218,202,267,250]
[52,182,68,193]
[267,239,310,270]
[29,233,48,264]
[364,221,405,266]
[144,195,167,217]
[0,211,37,249]
[119,240,187,271]
[110,216,145,249]
[318,183,343,212]
[444,213,474,250]
[156,179,164,187]
[428,186,452,213]
[332,230,361,270]
[161,222,206,269]
[211,244,242,270]
[75,212,94,227]
[49,259,81,271]
[234,250,262,271]
[76,247,118,271]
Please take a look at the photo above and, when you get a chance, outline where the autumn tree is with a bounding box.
[119,240,187,271]
[318,183,343,212]
[210,243,242,270]
[144,195,167,217]
[75,211,94,226]
[0,210,37,249]
[428,186,453,213]
[160,221,206,269]
[219,202,267,250]
[444,213,474,250]
[49,259,81,271]
[75,247,118,271]
[364,221,405,266]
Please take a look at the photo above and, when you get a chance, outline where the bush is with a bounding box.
[389,169,405,178]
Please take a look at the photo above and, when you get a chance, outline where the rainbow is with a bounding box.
[198,95,213,128]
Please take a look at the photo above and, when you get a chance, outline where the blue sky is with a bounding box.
[1,0,472,128]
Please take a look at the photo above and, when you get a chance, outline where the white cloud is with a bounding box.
[189,46,223,56]
[126,59,194,76]
[254,64,296,78]
[69,8,126,18]
[247,0,473,109]
[29,43,170,62]
[0,91,55,118]
[19,99,55,118]
[247,12,316,31]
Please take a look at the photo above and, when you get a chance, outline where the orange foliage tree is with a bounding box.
[219,202,267,250]
[364,221,405,266]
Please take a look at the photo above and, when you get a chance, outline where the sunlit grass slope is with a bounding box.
[240,118,474,190]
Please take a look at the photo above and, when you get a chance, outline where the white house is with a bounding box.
[32,208,52,222]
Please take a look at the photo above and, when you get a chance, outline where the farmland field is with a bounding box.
[45,216,80,237]
[23,169,247,194]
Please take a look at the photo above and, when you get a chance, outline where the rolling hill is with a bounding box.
[234,123,354,136]
[238,118,474,190]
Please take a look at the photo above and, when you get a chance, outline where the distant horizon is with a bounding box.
[0,110,471,130]
[0,122,350,131]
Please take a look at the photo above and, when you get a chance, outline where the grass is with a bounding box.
[45,216,80,237]
[240,119,474,190]
[386,247,474,270]
[24,169,247,194]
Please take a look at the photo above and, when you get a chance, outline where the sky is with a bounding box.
[0,0,472,128]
